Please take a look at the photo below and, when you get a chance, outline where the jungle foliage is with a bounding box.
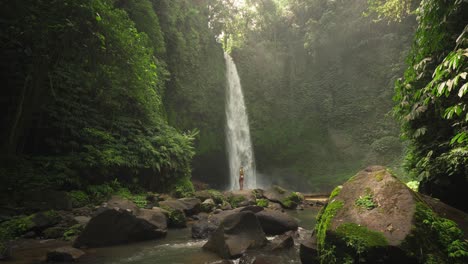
[393,0,468,210]
[0,0,225,196]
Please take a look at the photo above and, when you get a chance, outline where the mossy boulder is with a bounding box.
[263,185,304,209]
[311,166,468,264]
[225,190,256,208]
[0,210,61,240]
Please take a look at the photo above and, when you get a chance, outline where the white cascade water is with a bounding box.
[224,52,256,190]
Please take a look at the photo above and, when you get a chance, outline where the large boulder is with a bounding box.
[47,246,85,262]
[225,190,257,208]
[314,166,468,264]
[203,211,267,258]
[191,206,265,239]
[159,198,201,216]
[74,209,166,248]
[105,196,140,214]
[263,186,303,209]
[137,208,167,230]
[255,209,298,235]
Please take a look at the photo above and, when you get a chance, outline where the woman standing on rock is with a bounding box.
[239,166,245,190]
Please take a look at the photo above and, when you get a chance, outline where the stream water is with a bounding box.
[76,209,318,264]
[225,53,256,190]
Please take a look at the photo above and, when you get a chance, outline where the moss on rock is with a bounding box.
[329,186,342,200]
[281,192,304,209]
[256,198,269,208]
[401,203,468,264]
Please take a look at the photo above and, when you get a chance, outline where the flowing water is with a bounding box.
[10,209,318,264]
[225,53,256,190]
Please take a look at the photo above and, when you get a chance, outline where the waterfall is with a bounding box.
[224,52,256,190]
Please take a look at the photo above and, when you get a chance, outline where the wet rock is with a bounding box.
[263,186,303,209]
[225,190,256,208]
[137,208,167,230]
[203,211,267,258]
[255,209,298,235]
[270,231,295,251]
[192,218,218,239]
[47,246,84,262]
[299,236,319,264]
[74,209,166,248]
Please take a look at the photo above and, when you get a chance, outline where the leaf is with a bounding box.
[458,83,468,97]
[437,82,446,95]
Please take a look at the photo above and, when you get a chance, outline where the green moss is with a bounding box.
[316,200,344,250]
[335,223,388,254]
[256,198,269,207]
[228,195,246,208]
[401,203,468,264]
[329,186,342,200]
[282,192,304,209]
[63,224,84,241]
[207,189,225,204]
[68,190,90,208]
[252,189,263,199]
[374,170,385,182]
[355,189,377,210]
[160,206,186,228]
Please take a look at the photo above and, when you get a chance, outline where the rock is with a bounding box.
[225,190,257,208]
[299,236,319,264]
[267,202,283,211]
[105,196,140,214]
[73,216,91,225]
[43,226,66,239]
[194,190,212,202]
[201,199,216,213]
[263,186,303,209]
[159,198,201,216]
[192,218,218,239]
[220,202,232,210]
[211,260,234,264]
[255,209,298,235]
[22,231,36,238]
[47,246,84,262]
[31,211,62,230]
[137,208,168,230]
[270,231,295,251]
[314,165,468,263]
[203,211,267,258]
[74,209,166,248]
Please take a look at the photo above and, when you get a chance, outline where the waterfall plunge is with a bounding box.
[224,53,256,190]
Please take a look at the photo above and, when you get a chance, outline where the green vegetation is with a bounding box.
[355,189,377,210]
[392,0,468,210]
[256,198,269,208]
[68,191,90,208]
[335,223,388,255]
[401,203,468,263]
[160,206,186,228]
[0,210,60,241]
[207,190,225,205]
[0,0,225,199]
[227,195,246,208]
[315,200,344,252]
[63,224,84,241]
[329,186,343,200]
[282,192,304,209]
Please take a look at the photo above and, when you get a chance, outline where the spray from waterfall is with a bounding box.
[224,53,256,190]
